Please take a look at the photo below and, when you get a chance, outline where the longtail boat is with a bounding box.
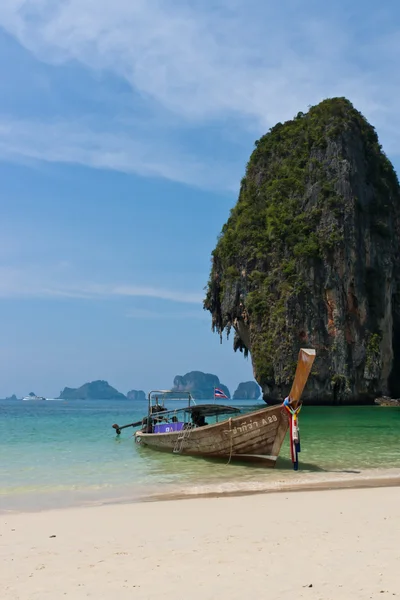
[113,348,315,469]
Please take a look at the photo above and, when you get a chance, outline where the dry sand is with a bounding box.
[1,486,399,600]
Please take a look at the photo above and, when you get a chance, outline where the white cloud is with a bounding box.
[0,265,203,303]
[0,116,239,189]
[126,307,208,320]
[0,1,400,184]
[0,1,396,124]
[86,283,204,304]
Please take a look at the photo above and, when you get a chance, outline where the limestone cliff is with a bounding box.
[374,396,400,407]
[233,381,261,400]
[172,371,230,400]
[204,98,400,404]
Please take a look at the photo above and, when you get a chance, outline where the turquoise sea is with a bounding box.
[1,398,400,512]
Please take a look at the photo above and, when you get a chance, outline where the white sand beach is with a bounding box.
[1,486,399,600]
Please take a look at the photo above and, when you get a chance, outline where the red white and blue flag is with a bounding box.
[214,387,228,399]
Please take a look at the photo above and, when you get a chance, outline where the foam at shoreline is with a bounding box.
[143,467,400,502]
[2,466,399,514]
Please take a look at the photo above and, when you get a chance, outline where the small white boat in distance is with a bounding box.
[22,392,46,401]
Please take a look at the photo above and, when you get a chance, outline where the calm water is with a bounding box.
[1,399,399,511]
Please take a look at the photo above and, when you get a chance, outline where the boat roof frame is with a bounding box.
[145,390,241,420]
[148,390,241,417]
[147,389,194,419]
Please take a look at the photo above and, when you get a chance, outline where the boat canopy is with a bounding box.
[144,389,241,422]
[183,404,240,417]
[144,403,241,421]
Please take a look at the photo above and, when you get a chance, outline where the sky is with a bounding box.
[0,0,400,398]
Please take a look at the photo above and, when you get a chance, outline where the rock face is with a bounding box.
[172,371,230,399]
[127,390,146,401]
[5,394,18,401]
[204,98,400,405]
[59,380,127,400]
[374,396,400,407]
[233,381,261,400]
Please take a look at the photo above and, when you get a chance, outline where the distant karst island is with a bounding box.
[172,371,230,399]
[204,97,400,405]
[1,377,262,402]
[127,390,146,401]
[233,381,261,400]
[57,381,146,400]
[58,380,127,400]
[58,375,232,402]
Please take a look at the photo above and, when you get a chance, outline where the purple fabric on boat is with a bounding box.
[153,422,184,433]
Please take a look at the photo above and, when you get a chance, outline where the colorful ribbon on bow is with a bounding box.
[283,397,302,471]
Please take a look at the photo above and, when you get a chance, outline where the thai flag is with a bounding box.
[214,387,228,399]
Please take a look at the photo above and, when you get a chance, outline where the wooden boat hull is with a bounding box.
[135,404,289,466]
[134,348,316,467]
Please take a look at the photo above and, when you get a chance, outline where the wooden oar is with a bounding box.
[112,420,142,435]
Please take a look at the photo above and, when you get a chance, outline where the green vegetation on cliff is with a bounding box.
[204,97,400,404]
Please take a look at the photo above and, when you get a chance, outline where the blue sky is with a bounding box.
[0,0,399,398]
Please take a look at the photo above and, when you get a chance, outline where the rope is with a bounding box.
[283,398,302,470]
[227,417,233,465]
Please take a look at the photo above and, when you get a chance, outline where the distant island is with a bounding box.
[58,380,127,400]
[233,382,261,400]
[0,379,261,402]
[172,371,230,400]
[3,374,235,402]
[127,390,146,401]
